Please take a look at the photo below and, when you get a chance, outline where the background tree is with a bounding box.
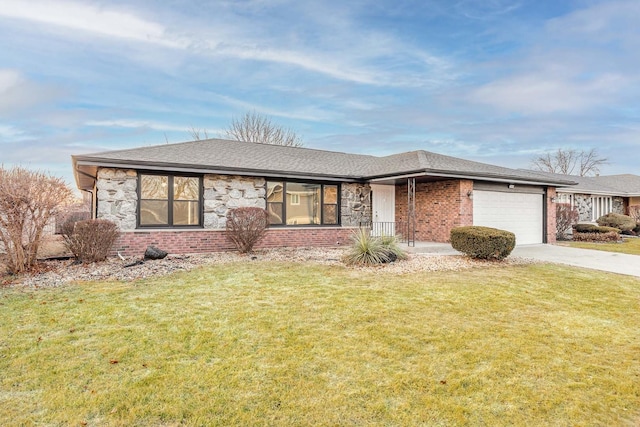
[188,111,304,147]
[188,126,209,141]
[0,166,73,273]
[224,111,303,147]
[531,148,608,176]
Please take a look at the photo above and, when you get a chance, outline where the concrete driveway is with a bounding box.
[511,244,640,278]
[409,242,640,277]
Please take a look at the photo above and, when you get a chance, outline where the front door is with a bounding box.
[370,184,396,236]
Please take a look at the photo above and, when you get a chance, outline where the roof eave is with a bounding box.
[367,169,577,186]
[73,158,365,185]
[557,187,640,197]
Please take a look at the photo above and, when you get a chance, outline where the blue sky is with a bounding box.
[1,0,638,187]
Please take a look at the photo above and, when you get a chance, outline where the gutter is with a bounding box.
[368,170,578,187]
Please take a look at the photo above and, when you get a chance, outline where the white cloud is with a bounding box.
[85,119,192,133]
[0,69,22,92]
[463,1,639,116]
[0,69,62,115]
[455,0,523,20]
[0,123,31,141]
[0,0,187,48]
[0,0,453,87]
[470,73,626,114]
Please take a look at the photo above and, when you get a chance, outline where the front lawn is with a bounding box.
[1,262,639,426]
[566,236,640,255]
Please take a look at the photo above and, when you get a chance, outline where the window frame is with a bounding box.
[266,180,341,227]
[137,172,204,229]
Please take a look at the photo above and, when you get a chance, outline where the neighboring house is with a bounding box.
[551,174,640,222]
[72,138,576,255]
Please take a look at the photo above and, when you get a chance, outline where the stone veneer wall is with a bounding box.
[97,168,362,256]
[96,168,138,230]
[341,183,371,226]
[573,194,625,222]
[203,175,266,229]
[573,194,592,222]
[395,179,473,243]
[613,197,625,215]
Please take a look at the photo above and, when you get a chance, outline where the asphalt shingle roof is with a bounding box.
[522,170,640,196]
[73,138,578,188]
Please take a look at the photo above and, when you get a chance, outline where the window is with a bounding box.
[139,174,201,227]
[266,181,339,226]
[556,193,573,207]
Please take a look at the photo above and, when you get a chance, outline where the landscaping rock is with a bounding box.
[3,247,539,289]
[144,246,168,260]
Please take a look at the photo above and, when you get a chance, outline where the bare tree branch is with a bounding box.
[0,166,74,273]
[188,126,209,141]
[531,148,608,176]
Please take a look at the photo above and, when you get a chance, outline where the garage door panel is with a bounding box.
[473,191,543,245]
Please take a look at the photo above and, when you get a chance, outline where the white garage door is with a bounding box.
[473,191,544,245]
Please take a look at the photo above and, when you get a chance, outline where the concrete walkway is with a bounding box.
[406,242,640,278]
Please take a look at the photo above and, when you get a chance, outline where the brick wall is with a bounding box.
[546,188,557,244]
[114,227,356,256]
[395,179,473,242]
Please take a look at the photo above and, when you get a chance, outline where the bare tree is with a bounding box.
[0,166,74,273]
[531,148,608,176]
[188,111,304,147]
[188,126,209,141]
[555,204,579,240]
[225,111,304,147]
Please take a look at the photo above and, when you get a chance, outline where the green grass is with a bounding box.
[1,262,640,426]
[566,237,640,255]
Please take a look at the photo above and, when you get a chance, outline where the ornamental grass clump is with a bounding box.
[450,226,515,260]
[343,228,407,266]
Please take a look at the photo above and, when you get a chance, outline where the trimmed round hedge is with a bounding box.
[450,226,516,260]
[596,213,636,232]
[573,223,620,234]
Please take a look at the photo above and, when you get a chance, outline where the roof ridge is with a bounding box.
[416,150,430,168]
[79,136,386,161]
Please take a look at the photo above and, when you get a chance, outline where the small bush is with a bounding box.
[226,207,269,253]
[343,229,408,266]
[596,213,636,232]
[573,224,620,234]
[450,226,515,260]
[63,219,120,263]
[56,210,90,235]
[572,231,620,243]
[556,204,578,240]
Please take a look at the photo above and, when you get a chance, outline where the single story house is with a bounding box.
[553,174,640,222]
[72,138,576,255]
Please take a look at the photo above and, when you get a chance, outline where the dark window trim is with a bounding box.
[266,179,341,227]
[137,172,204,229]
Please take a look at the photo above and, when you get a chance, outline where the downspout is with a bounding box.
[543,187,548,244]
